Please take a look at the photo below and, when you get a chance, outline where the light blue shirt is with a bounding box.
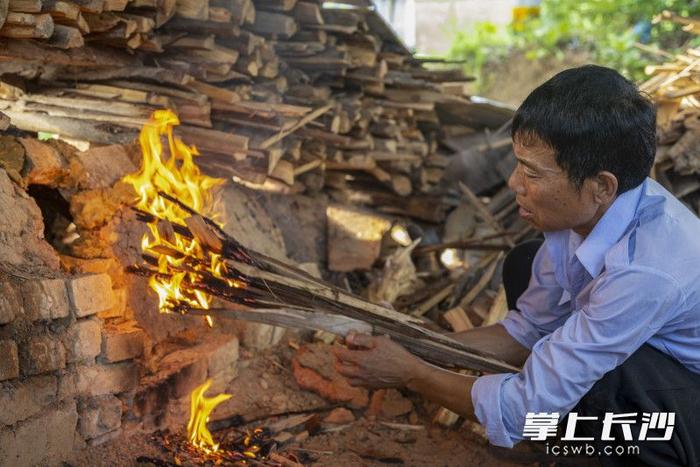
[471,178,700,447]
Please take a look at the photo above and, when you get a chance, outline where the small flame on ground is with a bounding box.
[122,110,231,320]
[187,379,232,453]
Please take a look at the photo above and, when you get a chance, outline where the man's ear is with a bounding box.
[592,171,618,204]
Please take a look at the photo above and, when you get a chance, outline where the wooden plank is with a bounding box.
[259,104,331,149]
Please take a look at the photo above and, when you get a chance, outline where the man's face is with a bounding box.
[508,138,601,235]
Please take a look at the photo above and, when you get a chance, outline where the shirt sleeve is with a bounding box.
[472,266,684,448]
[500,241,572,349]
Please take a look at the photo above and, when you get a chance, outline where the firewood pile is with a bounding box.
[0,0,511,198]
[641,11,700,215]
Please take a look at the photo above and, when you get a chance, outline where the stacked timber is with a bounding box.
[641,10,700,216]
[0,0,512,197]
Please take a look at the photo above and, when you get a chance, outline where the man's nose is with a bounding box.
[508,167,523,194]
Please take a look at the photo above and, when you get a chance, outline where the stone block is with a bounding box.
[0,400,78,467]
[20,278,69,321]
[0,375,57,426]
[98,287,127,319]
[101,321,145,363]
[64,318,102,363]
[66,274,115,317]
[19,335,66,376]
[76,362,139,397]
[0,282,21,325]
[0,340,19,381]
[78,395,122,440]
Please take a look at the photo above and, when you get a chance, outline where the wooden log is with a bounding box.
[209,0,252,25]
[259,103,332,149]
[0,111,9,130]
[185,215,224,252]
[292,1,321,24]
[234,49,260,76]
[8,0,41,13]
[43,0,90,33]
[443,307,473,332]
[187,305,373,337]
[269,159,294,185]
[174,124,249,158]
[188,79,240,103]
[70,82,174,107]
[47,23,84,48]
[250,10,297,38]
[163,16,240,37]
[0,0,7,28]
[175,0,207,19]
[67,0,105,13]
[255,0,295,12]
[458,182,515,248]
[0,12,54,38]
[0,109,138,144]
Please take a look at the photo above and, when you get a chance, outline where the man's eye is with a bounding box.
[524,169,538,178]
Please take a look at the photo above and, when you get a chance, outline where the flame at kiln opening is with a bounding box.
[187,379,232,453]
[122,110,227,320]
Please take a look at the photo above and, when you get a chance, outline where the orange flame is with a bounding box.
[187,379,232,453]
[122,110,226,318]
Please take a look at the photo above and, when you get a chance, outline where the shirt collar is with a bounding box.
[573,180,645,277]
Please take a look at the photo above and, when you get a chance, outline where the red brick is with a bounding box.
[20,278,69,321]
[291,344,368,409]
[0,282,20,324]
[324,407,355,425]
[64,318,102,363]
[0,400,78,466]
[78,395,122,440]
[66,274,115,317]
[97,287,126,319]
[0,375,57,425]
[101,321,145,363]
[20,335,66,376]
[76,362,139,396]
[0,340,19,381]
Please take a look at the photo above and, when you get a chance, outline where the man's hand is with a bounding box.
[333,331,479,421]
[332,332,425,389]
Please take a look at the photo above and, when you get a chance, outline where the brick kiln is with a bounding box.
[0,118,295,464]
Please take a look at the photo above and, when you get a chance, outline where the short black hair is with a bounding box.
[512,65,656,194]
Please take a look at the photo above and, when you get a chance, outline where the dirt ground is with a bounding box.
[69,338,526,467]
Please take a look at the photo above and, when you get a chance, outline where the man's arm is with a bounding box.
[333,332,479,420]
[449,324,531,368]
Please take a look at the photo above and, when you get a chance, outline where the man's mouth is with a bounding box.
[518,204,534,220]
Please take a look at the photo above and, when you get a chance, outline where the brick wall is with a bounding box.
[0,272,240,466]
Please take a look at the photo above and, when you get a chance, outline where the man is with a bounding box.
[334,65,700,465]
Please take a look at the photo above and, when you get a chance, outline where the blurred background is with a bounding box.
[375,0,700,105]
